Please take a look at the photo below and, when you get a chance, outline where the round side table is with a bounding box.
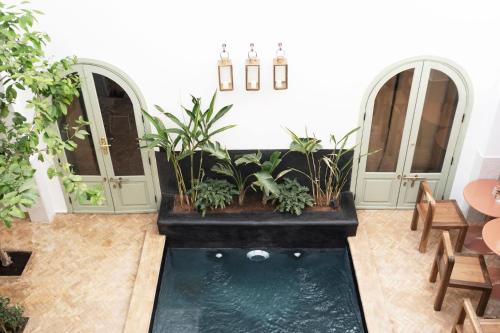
[463,179,500,219]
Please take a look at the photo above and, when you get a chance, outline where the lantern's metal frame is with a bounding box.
[218,43,234,91]
[245,43,260,91]
[273,42,288,90]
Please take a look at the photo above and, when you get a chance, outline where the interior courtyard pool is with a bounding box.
[151,247,366,333]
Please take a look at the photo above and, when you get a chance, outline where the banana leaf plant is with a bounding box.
[203,142,290,205]
[287,127,367,207]
[142,92,235,206]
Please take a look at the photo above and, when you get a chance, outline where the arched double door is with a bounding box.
[57,62,159,213]
[355,60,469,208]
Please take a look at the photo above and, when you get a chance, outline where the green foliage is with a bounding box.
[0,1,103,230]
[236,151,290,203]
[272,178,314,216]
[189,179,238,217]
[142,92,235,206]
[203,143,289,205]
[322,127,363,205]
[286,127,361,206]
[0,296,25,333]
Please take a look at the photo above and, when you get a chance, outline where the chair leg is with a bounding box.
[411,208,419,231]
[434,280,448,311]
[451,305,466,333]
[429,257,439,283]
[419,223,431,253]
[454,226,468,252]
[476,288,491,316]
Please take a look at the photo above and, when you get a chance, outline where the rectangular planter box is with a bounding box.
[155,149,358,248]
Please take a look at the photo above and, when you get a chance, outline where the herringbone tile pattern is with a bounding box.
[0,213,157,333]
[356,210,500,333]
[0,211,498,332]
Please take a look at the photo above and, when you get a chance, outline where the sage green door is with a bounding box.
[57,64,158,213]
[355,60,468,209]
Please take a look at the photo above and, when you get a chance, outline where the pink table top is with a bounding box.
[482,218,500,256]
[463,179,500,218]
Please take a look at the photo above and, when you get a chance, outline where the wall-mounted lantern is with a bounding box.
[245,43,260,91]
[218,43,234,91]
[273,42,288,90]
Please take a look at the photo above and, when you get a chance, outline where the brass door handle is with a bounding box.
[402,175,426,187]
[100,137,111,154]
[109,177,128,189]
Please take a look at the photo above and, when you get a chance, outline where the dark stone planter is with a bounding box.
[155,149,358,248]
[158,191,357,247]
[0,251,31,276]
[19,318,29,333]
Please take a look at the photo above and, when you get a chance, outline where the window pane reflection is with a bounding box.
[93,73,144,176]
[58,91,100,175]
[410,70,458,173]
[366,69,414,172]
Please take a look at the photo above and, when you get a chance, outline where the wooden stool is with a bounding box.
[430,231,492,316]
[411,181,468,253]
[451,298,500,333]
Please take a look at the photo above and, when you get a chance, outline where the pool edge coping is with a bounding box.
[123,231,166,333]
[348,223,395,333]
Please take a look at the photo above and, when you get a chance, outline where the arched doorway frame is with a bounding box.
[350,56,473,208]
[58,58,162,212]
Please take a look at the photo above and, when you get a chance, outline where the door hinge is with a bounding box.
[148,156,152,165]
[358,155,361,164]
[142,115,145,123]
[441,194,445,200]
[451,156,454,165]
[461,114,465,122]
[68,196,73,204]
[154,195,158,203]
[363,113,366,121]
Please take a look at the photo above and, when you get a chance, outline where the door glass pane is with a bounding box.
[366,69,414,172]
[410,70,459,173]
[58,91,100,175]
[93,73,144,176]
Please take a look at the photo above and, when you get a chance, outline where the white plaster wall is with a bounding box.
[19,0,500,213]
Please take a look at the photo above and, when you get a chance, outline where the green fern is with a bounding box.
[272,178,314,216]
[189,179,238,217]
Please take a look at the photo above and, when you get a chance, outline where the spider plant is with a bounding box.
[203,142,289,205]
[142,92,235,206]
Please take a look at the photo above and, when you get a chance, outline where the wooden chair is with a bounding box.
[451,298,500,333]
[430,231,492,316]
[411,181,468,253]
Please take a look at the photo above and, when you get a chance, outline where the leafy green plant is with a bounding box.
[0,296,25,333]
[235,151,290,204]
[271,178,314,216]
[203,142,289,205]
[142,92,235,206]
[321,128,362,205]
[0,1,103,267]
[287,127,361,206]
[189,179,238,217]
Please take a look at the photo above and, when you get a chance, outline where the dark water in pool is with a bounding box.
[152,248,365,333]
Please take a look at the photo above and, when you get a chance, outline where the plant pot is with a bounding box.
[155,149,357,248]
[158,191,357,247]
[18,317,29,333]
[331,197,341,210]
[0,251,32,277]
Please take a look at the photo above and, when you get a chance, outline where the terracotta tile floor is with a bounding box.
[0,214,157,333]
[0,211,498,332]
[356,210,500,333]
